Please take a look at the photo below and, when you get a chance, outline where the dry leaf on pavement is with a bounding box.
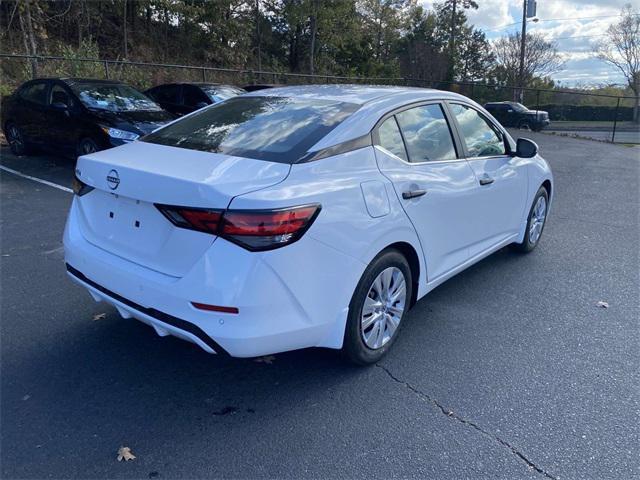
[596,301,609,309]
[117,446,136,462]
[92,313,107,321]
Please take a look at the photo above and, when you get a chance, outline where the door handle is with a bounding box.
[479,175,495,186]
[402,189,427,200]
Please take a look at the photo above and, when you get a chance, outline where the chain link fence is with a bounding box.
[2,53,639,144]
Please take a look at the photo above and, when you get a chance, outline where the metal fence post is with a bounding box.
[103,60,110,79]
[202,67,206,82]
[536,89,540,114]
[612,97,620,143]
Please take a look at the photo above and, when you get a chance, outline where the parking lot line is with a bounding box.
[0,164,73,193]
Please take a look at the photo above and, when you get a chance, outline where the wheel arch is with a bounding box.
[383,241,420,308]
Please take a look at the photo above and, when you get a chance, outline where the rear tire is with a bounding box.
[518,120,531,130]
[512,186,549,253]
[5,123,31,156]
[343,249,413,365]
[76,137,98,157]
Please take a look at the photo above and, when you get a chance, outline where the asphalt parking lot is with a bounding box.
[1,132,638,480]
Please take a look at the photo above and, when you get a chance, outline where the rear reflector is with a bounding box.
[156,204,321,251]
[191,302,239,314]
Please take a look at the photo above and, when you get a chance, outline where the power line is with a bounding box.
[485,13,636,32]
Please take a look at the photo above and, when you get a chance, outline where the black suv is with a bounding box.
[484,102,550,131]
[145,83,245,117]
[2,78,174,157]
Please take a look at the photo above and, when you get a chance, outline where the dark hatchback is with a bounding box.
[484,101,550,131]
[2,78,174,157]
[144,82,245,117]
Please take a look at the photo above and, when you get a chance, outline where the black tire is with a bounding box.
[343,249,413,365]
[512,186,549,253]
[5,123,32,156]
[76,137,99,158]
[518,120,531,130]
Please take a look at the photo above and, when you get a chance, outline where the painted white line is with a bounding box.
[0,164,73,193]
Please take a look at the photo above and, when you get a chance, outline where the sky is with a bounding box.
[422,0,640,87]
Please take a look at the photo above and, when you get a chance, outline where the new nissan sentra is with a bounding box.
[64,85,553,365]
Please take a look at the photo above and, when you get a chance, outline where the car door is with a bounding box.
[447,102,528,257]
[181,85,211,114]
[374,102,479,282]
[45,82,82,153]
[14,81,50,145]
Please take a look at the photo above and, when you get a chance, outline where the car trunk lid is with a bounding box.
[74,141,290,277]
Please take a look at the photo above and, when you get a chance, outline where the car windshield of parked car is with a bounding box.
[72,83,162,112]
[202,86,245,103]
[142,96,359,163]
[511,103,529,112]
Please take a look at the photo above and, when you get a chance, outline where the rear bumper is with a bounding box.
[63,198,364,357]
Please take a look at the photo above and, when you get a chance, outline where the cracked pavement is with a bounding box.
[1,133,639,479]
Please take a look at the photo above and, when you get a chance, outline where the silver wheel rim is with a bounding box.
[529,195,547,244]
[361,266,406,350]
[8,126,23,151]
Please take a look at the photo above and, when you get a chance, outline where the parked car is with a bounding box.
[145,83,245,116]
[484,101,550,131]
[64,85,553,365]
[2,78,174,157]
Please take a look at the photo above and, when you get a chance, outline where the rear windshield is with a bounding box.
[141,96,359,163]
[71,83,162,112]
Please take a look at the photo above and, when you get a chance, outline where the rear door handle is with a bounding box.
[479,175,495,186]
[402,189,427,200]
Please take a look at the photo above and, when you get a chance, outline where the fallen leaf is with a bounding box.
[92,313,107,321]
[596,301,609,309]
[117,446,136,462]
[253,355,275,364]
[22,394,30,401]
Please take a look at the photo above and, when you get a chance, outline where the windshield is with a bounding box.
[142,96,359,163]
[72,83,162,112]
[511,103,529,112]
[202,86,245,103]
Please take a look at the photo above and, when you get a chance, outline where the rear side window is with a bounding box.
[377,117,407,161]
[182,85,208,107]
[19,82,48,105]
[143,96,360,163]
[395,104,457,162]
[150,85,180,104]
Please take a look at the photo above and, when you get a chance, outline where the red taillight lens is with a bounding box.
[220,205,321,251]
[155,204,321,251]
[156,205,222,234]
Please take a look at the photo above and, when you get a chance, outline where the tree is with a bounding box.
[434,0,478,81]
[595,4,640,122]
[493,32,563,87]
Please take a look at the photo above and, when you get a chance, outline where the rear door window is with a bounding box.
[150,84,181,104]
[19,82,48,105]
[142,96,360,163]
[395,104,457,162]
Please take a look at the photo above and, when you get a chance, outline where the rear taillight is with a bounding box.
[155,204,321,251]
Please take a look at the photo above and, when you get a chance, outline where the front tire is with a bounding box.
[76,137,98,157]
[513,186,549,253]
[5,123,31,156]
[343,249,413,365]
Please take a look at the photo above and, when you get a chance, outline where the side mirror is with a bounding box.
[515,138,538,158]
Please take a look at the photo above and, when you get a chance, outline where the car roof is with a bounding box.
[244,84,450,105]
[245,84,475,152]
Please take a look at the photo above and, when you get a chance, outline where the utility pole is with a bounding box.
[448,0,458,82]
[517,0,527,102]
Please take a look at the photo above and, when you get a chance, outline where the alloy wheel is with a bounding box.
[7,125,24,153]
[529,195,547,245]
[360,266,406,350]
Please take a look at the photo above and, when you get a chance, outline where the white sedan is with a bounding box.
[64,85,553,365]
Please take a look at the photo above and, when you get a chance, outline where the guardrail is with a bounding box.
[1,53,638,144]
